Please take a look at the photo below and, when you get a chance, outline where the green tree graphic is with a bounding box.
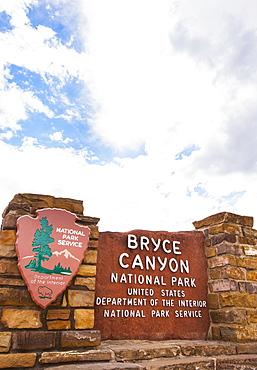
[31,217,54,270]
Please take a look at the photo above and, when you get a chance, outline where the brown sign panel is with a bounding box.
[94,230,209,340]
[16,208,90,308]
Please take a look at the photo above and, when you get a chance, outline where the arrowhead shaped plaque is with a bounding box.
[16,208,90,308]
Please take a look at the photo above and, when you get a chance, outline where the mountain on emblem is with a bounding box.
[16,208,90,308]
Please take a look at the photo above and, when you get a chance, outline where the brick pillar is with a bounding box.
[194,212,257,342]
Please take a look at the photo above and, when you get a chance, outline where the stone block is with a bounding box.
[0,230,16,257]
[210,308,246,324]
[238,257,257,270]
[0,260,20,276]
[205,247,216,258]
[220,292,257,308]
[114,345,180,361]
[181,342,236,356]
[68,290,95,307]
[88,239,98,249]
[0,332,11,353]
[217,355,257,369]
[12,331,56,350]
[77,264,96,276]
[0,287,34,305]
[74,277,96,290]
[83,250,98,264]
[88,225,99,239]
[2,209,30,230]
[210,233,236,246]
[76,214,100,226]
[193,212,251,229]
[47,320,71,330]
[0,277,26,286]
[208,255,237,269]
[244,245,257,256]
[209,268,220,279]
[61,330,101,347]
[247,271,257,281]
[0,353,36,368]
[220,266,246,280]
[239,236,256,245]
[247,309,257,323]
[74,309,94,329]
[216,243,243,255]
[237,343,257,354]
[212,279,237,292]
[39,349,111,364]
[246,282,257,294]
[47,364,144,370]
[209,223,241,235]
[243,227,257,238]
[46,309,70,320]
[208,293,220,309]
[211,326,221,340]
[1,309,42,329]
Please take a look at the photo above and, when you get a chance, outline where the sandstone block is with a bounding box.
[246,282,257,294]
[88,239,99,249]
[68,290,95,307]
[244,245,257,256]
[0,230,16,257]
[2,209,30,230]
[217,354,257,369]
[208,255,237,269]
[0,287,34,305]
[0,353,36,368]
[208,293,220,309]
[0,332,11,353]
[220,292,257,308]
[243,227,257,238]
[77,264,96,276]
[114,345,180,361]
[211,326,221,340]
[0,260,20,276]
[210,308,246,324]
[205,247,216,258]
[193,212,253,229]
[88,225,99,239]
[74,277,96,290]
[0,277,26,286]
[46,309,70,320]
[1,309,42,329]
[12,331,56,350]
[220,266,246,280]
[209,268,221,279]
[247,309,257,323]
[210,233,236,246]
[209,223,241,235]
[74,309,94,329]
[239,236,256,245]
[61,330,101,347]
[238,257,257,270]
[83,250,98,264]
[181,342,236,356]
[237,343,257,354]
[39,349,112,364]
[76,214,100,226]
[247,270,257,281]
[216,243,243,255]
[47,320,71,330]
[212,279,237,292]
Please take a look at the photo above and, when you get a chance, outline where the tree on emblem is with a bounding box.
[26,217,54,271]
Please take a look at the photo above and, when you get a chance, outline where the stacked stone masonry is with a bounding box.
[0,193,101,368]
[193,211,257,342]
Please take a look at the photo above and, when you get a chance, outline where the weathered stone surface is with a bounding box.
[193,212,253,229]
[2,209,32,230]
[208,294,220,309]
[76,214,100,226]
[220,266,246,280]
[114,344,180,361]
[210,233,236,246]
[238,236,256,245]
[238,257,257,270]
[243,227,257,238]
[208,255,237,269]
[220,292,257,308]
[144,357,215,370]
[209,224,241,235]
[237,343,257,354]
[212,279,237,292]
[0,230,16,257]
[0,260,20,276]
[244,245,257,256]
[88,239,99,249]
[210,309,246,324]
[1,309,42,329]
[221,326,257,341]
[47,320,71,330]
[46,309,70,320]
[74,309,94,329]
[46,363,144,370]
[12,331,56,350]
[61,330,101,348]
[205,247,216,258]
[0,277,26,286]
[247,309,257,323]
[77,264,96,276]
[74,277,96,290]
[88,225,99,239]
[181,342,236,356]
[0,353,36,368]
[0,332,11,353]
[209,268,220,279]
[39,349,112,364]
[68,290,95,307]
[83,250,98,264]
[216,354,257,369]
[247,270,257,281]
[216,243,243,255]
[246,282,257,294]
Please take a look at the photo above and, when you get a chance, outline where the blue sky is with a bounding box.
[1,0,257,231]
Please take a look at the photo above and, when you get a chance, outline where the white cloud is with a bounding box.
[50,131,73,144]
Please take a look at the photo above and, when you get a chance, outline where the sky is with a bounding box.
[1,0,257,232]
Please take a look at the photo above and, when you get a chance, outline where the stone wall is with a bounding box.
[194,212,257,342]
[0,193,101,368]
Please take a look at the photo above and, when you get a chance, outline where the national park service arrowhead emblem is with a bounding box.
[16,208,90,308]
